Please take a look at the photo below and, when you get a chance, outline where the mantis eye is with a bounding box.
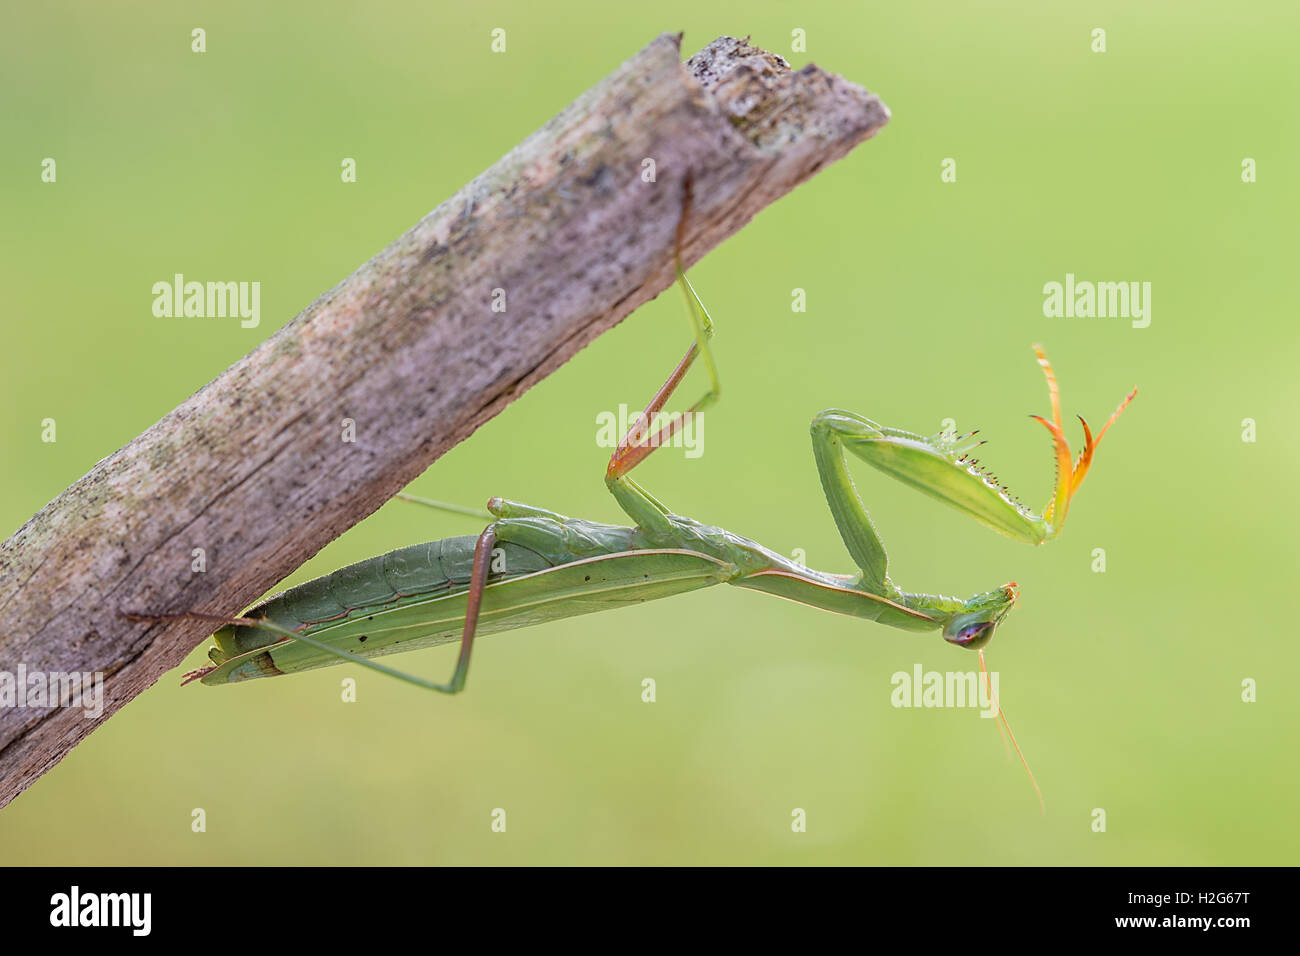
[944,618,995,650]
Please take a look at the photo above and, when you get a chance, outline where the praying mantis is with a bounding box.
[129,181,1136,805]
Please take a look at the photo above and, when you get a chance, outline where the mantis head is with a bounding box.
[942,582,1018,650]
[837,345,1137,545]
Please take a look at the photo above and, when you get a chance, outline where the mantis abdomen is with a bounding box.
[203,523,736,685]
[213,536,553,658]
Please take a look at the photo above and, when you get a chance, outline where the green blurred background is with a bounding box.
[2,0,1296,865]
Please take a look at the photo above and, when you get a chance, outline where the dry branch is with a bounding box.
[0,33,889,807]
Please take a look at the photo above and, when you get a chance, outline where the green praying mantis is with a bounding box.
[128,181,1136,805]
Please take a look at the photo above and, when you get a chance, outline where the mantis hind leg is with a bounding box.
[605,177,721,538]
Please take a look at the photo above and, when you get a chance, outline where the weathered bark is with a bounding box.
[0,33,889,808]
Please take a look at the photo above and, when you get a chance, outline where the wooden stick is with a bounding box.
[0,33,889,808]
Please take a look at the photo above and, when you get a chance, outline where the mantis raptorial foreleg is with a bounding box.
[809,412,893,593]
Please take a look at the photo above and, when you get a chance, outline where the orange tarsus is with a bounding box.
[1071,386,1138,494]
[1070,415,1096,494]
[1030,345,1137,527]
[1029,346,1072,524]
[1033,344,1063,429]
[1029,411,1072,525]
